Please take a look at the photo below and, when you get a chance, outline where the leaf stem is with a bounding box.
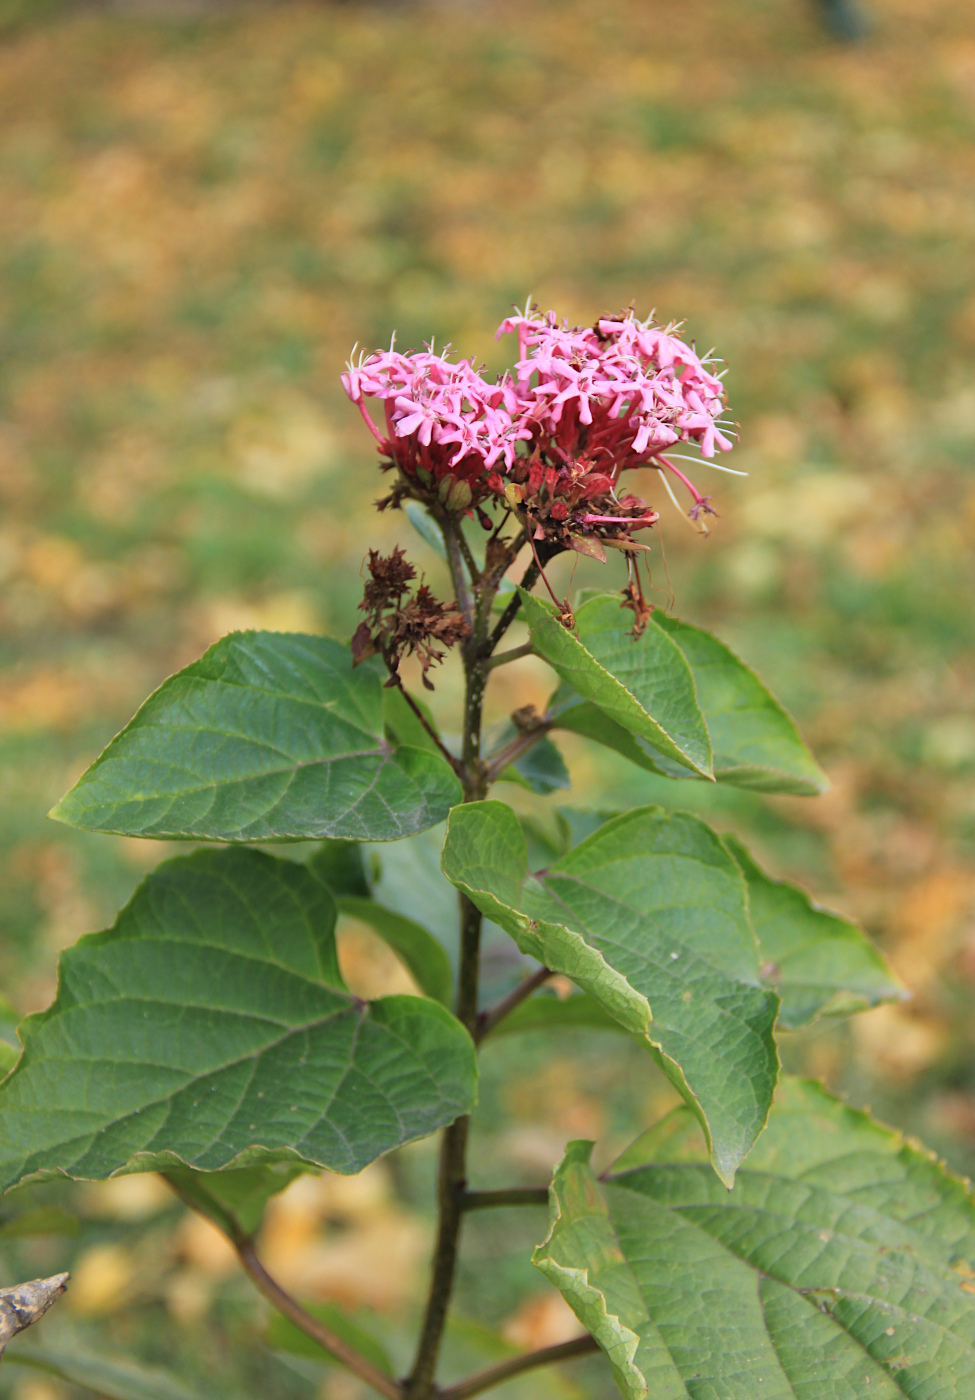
[482,641,534,671]
[483,724,553,785]
[438,511,475,628]
[163,1175,401,1400]
[235,1237,403,1400]
[476,965,553,1042]
[459,1187,550,1210]
[438,1335,600,1400]
[388,674,467,780]
[483,559,539,655]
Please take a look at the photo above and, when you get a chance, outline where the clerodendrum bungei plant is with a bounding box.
[1,307,973,1399]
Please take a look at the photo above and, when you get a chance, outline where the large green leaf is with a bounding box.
[547,604,827,796]
[725,835,906,1029]
[441,801,778,1185]
[535,1078,975,1400]
[519,592,712,778]
[50,632,462,842]
[0,848,476,1193]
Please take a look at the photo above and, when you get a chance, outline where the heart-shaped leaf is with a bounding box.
[0,848,476,1192]
[442,801,778,1185]
[725,835,906,1029]
[519,593,712,778]
[534,1078,975,1400]
[51,632,462,843]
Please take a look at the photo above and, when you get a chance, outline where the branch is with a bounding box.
[234,1238,403,1400]
[452,524,482,587]
[388,675,467,780]
[0,1274,69,1358]
[438,1335,599,1400]
[164,1176,401,1400]
[476,965,553,1042]
[483,559,539,655]
[483,723,553,785]
[482,642,534,672]
[460,1188,549,1211]
[438,512,474,628]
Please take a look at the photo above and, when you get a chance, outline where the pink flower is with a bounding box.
[343,307,735,537]
[341,346,529,499]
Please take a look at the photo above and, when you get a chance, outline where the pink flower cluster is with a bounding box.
[342,347,528,508]
[500,308,732,463]
[341,308,734,538]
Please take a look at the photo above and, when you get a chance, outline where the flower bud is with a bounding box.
[444,478,473,512]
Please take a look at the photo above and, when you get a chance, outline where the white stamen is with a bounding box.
[665,452,748,477]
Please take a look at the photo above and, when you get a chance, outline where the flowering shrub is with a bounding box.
[0,310,971,1400]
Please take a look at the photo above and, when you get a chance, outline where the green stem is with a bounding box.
[483,641,534,671]
[483,560,539,654]
[438,1336,600,1400]
[483,723,553,785]
[406,523,489,1400]
[476,965,553,1042]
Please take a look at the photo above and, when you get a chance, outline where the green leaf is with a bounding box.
[442,801,778,1185]
[267,1300,395,1375]
[0,848,476,1193]
[6,1346,212,1400]
[547,690,672,779]
[535,1078,975,1400]
[405,499,451,566]
[50,631,462,842]
[651,613,829,794]
[724,835,907,1029]
[519,592,712,778]
[335,895,454,1007]
[548,609,828,796]
[491,990,625,1038]
[167,1161,309,1236]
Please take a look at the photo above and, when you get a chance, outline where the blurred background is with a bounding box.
[1,0,974,1395]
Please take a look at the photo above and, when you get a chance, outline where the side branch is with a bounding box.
[483,559,540,655]
[235,1239,403,1400]
[482,642,534,672]
[388,674,467,780]
[476,965,553,1042]
[165,1176,401,1400]
[438,1335,599,1400]
[483,723,553,785]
